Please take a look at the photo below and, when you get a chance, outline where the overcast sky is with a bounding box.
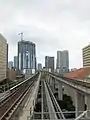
[0,0,90,68]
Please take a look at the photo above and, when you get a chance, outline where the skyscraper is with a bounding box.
[45,56,54,72]
[6,44,8,78]
[63,50,69,70]
[45,56,49,68]
[83,44,90,67]
[18,40,36,74]
[38,63,42,71]
[0,33,7,81]
[57,51,63,69]
[14,56,18,69]
[57,50,69,73]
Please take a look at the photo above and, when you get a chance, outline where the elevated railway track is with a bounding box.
[0,73,39,120]
[0,71,90,120]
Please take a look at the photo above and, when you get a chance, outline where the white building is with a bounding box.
[0,33,7,81]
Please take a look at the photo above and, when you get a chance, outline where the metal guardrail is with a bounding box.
[0,73,38,93]
[49,72,90,88]
[0,73,39,104]
[49,73,90,95]
[0,81,19,93]
[27,111,90,120]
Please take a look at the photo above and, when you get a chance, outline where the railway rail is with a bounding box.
[45,81,66,120]
[0,73,38,106]
[0,73,39,120]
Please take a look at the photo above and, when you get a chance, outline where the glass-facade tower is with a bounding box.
[18,40,36,74]
[57,50,69,73]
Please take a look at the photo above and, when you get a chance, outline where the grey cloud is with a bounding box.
[0,0,90,68]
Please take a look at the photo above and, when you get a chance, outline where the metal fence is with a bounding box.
[26,111,90,120]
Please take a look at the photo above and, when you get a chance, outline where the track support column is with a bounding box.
[58,82,63,100]
[75,91,85,117]
[86,95,90,118]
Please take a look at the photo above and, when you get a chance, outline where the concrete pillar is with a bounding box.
[58,82,63,100]
[75,91,85,117]
[86,95,90,118]
[64,84,76,106]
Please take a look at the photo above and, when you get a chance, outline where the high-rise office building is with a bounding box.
[8,61,13,69]
[6,44,8,69]
[14,56,18,69]
[83,44,90,67]
[45,56,54,72]
[38,63,42,71]
[45,56,49,68]
[18,40,36,74]
[63,50,69,70]
[57,50,69,73]
[6,44,8,77]
[0,33,7,81]
[57,51,63,69]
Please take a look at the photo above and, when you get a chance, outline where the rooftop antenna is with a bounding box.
[18,32,23,41]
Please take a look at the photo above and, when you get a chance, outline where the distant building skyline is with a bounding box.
[18,40,36,74]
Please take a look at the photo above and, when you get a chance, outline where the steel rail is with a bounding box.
[44,81,58,119]
[0,73,39,120]
[6,81,35,120]
[0,81,34,120]
[45,81,66,120]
